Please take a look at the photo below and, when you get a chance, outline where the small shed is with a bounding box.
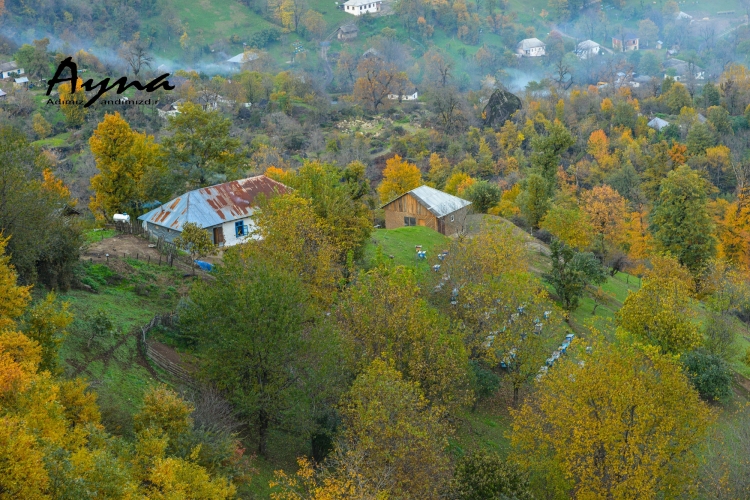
[0,89,6,99]
[14,76,29,88]
[381,185,472,236]
[338,24,359,41]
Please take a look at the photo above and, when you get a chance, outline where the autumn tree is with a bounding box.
[617,255,701,354]
[89,112,168,220]
[540,204,594,250]
[377,155,422,203]
[519,173,551,229]
[301,10,326,39]
[337,266,472,410]
[580,185,627,264]
[31,113,51,139]
[119,32,153,76]
[512,340,713,498]
[58,77,87,127]
[651,165,716,274]
[174,222,216,274]
[162,101,244,188]
[333,359,452,498]
[423,47,454,86]
[353,57,409,112]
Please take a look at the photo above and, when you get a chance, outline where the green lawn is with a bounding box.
[362,226,451,270]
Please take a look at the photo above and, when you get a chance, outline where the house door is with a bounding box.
[437,218,445,235]
[213,227,225,246]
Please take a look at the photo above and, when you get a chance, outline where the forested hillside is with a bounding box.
[3,0,750,498]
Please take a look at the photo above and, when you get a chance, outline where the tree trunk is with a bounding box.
[257,411,269,457]
[513,386,519,406]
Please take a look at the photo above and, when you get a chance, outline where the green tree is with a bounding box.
[665,82,692,114]
[706,105,733,136]
[174,222,216,274]
[0,126,83,288]
[14,38,49,78]
[703,312,738,362]
[701,82,721,108]
[462,180,501,213]
[651,165,716,273]
[530,120,574,192]
[681,350,732,401]
[162,102,244,188]
[544,239,607,311]
[180,253,311,457]
[640,52,661,76]
[686,123,715,155]
[447,451,534,500]
[520,173,551,229]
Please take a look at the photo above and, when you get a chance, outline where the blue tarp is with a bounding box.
[194,260,214,272]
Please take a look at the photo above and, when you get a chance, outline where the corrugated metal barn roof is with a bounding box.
[382,185,472,218]
[138,175,289,231]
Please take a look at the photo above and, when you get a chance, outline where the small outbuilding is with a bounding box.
[388,86,418,101]
[138,175,290,247]
[338,23,359,41]
[381,185,472,236]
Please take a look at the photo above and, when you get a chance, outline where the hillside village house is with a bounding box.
[516,38,545,57]
[663,58,705,81]
[343,0,382,16]
[612,33,639,51]
[388,86,418,101]
[138,175,289,247]
[647,117,670,131]
[382,185,472,236]
[0,61,24,79]
[227,51,259,64]
[575,40,600,59]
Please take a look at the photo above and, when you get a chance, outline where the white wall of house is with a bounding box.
[387,91,418,100]
[518,46,544,57]
[1,67,24,79]
[344,1,380,15]
[219,216,261,247]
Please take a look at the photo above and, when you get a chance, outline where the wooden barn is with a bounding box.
[382,185,472,236]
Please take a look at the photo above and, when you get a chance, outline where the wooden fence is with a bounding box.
[137,312,197,387]
[112,221,190,266]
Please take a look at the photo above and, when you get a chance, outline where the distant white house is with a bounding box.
[388,86,418,101]
[157,100,182,119]
[226,51,259,64]
[343,0,382,16]
[0,61,24,79]
[648,117,670,131]
[663,58,705,81]
[676,11,693,21]
[575,40,600,59]
[517,38,546,57]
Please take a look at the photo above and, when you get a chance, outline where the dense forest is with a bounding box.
[3,0,750,498]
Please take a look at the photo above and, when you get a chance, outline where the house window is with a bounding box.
[450,215,455,222]
[235,221,248,237]
[404,217,416,226]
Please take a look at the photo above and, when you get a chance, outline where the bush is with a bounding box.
[682,350,732,401]
[447,450,534,500]
[247,27,281,49]
[509,214,530,232]
[534,228,553,244]
[744,347,750,366]
[469,360,500,403]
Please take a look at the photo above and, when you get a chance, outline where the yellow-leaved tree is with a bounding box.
[511,338,713,499]
[617,254,701,354]
[89,112,168,221]
[58,77,87,126]
[377,155,422,203]
[271,359,452,499]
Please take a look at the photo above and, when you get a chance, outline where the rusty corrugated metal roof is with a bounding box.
[138,175,289,231]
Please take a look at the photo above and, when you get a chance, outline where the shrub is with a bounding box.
[682,350,732,401]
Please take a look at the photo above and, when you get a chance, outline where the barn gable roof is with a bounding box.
[138,175,289,231]
[383,185,472,218]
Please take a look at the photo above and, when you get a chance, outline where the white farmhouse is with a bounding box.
[388,86,418,101]
[138,175,290,247]
[516,38,546,57]
[575,40,600,59]
[0,61,24,79]
[343,0,382,16]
